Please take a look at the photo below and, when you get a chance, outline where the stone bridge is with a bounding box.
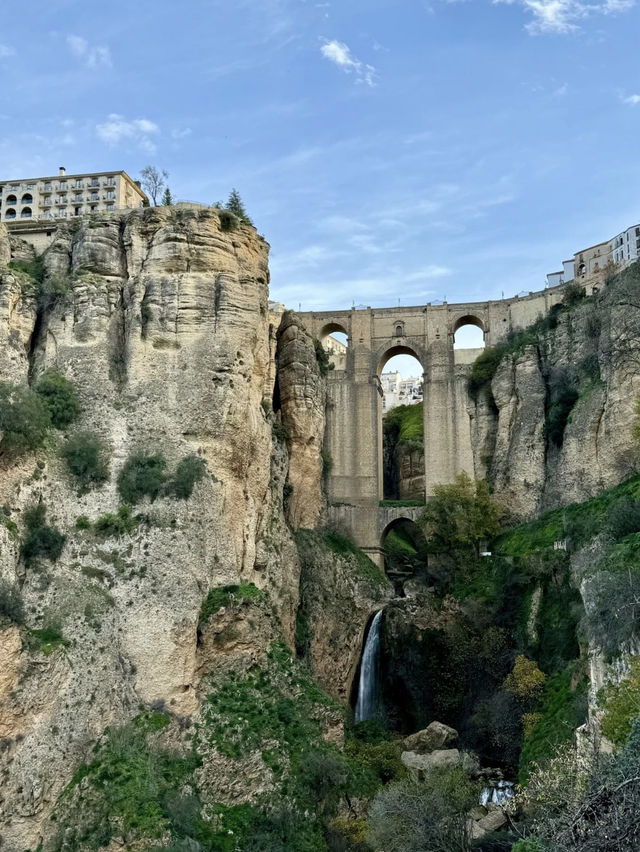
[298,283,566,566]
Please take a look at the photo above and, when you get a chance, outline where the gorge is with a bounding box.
[2,206,640,851]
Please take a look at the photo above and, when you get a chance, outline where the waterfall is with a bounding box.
[355,610,383,722]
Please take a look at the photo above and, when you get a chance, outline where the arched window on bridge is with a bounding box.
[320,323,348,371]
[379,349,424,502]
[453,316,485,351]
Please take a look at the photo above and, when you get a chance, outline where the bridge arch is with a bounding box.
[375,341,427,376]
[320,320,349,341]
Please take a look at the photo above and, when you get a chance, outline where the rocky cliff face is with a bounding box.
[470,271,640,521]
[0,210,341,850]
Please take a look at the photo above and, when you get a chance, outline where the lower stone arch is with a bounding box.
[380,516,428,592]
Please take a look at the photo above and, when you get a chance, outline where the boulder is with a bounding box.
[401,747,478,780]
[403,721,459,753]
[471,807,508,839]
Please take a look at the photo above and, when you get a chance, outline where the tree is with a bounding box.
[140,166,169,206]
[419,473,502,558]
[161,187,173,206]
[368,769,479,852]
[225,188,253,226]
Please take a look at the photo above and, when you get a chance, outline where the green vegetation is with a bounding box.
[599,657,640,746]
[367,767,481,852]
[319,528,388,588]
[35,369,79,428]
[29,620,70,655]
[20,503,65,569]
[166,454,206,498]
[52,711,205,850]
[224,188,253,226]
[314,338,335,376]
[0,382,51,455]
[117,450,207,504]
[93,505,141,538]
[199,583,265,628]
[117,451,167,504]
[62,430,109,490]
[419,472,502,558]
[0,580,24,624]
[383,402,424,443]
[496,473,640,556]
[519,670,587,784]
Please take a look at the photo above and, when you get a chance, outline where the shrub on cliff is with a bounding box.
[166,454,206,499]
[117,451,167,504]
[35,369,79,429]
[0,580,25,624]
[0,382,51,455]
[62,431,110,491]
[21,503,66,569]
[314,339,335,376]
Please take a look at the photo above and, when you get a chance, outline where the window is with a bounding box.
[74,194,83,202]
[20,207,32,219]
[5,208,16,219]
[6,195,16,204]
[395,325,404,337]
[26,183,34,190]
[91,192,99,201]
[75,179,83,189]
[106,203,114,211]
[59,196,68,205]
[90,205,97,212]
[43,197,51,206]
[74,206,82,216]
[91,178,99,187]
[60,181,67,190]
[106,190,115,200]
[105,176,115,185]
[21,194,32,204]
[44,183,51,191]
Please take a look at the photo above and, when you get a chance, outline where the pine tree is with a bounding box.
[161,187,173,206]
[225,189,253,226]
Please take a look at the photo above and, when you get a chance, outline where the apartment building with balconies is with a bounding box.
[0,167,147,224]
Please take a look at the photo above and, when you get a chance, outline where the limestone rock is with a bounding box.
[0,208,304,851]
[275,311,326,529]
[471,807,508,839]
[401,748,477,780]
[403,721,458,753]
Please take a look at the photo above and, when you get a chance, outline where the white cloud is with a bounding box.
[493,0,635,33]
[623,93,640,104]
[320,39,376,86]
[67,34,112,68]
[171,127,193,140]
[0,44,15,58]
[96,114,160,153]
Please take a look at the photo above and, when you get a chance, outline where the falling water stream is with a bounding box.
[355,610,383,722]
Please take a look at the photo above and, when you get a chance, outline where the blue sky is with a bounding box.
[1,0,639,321]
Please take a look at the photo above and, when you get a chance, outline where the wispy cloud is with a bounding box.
[320,39,376,86]
[96,114,160,153]
[623,93,640,104]
[493,0,636,34]
[0,44,15,58]
[67,34,112,68]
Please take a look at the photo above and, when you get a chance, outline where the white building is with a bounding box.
[324,335,347,371]
[0,167,147,224]
[546,222,639,291]
[610,224,640,266]
[381,371,423,412]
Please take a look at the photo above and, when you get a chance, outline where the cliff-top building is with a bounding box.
[0,167,147,224]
